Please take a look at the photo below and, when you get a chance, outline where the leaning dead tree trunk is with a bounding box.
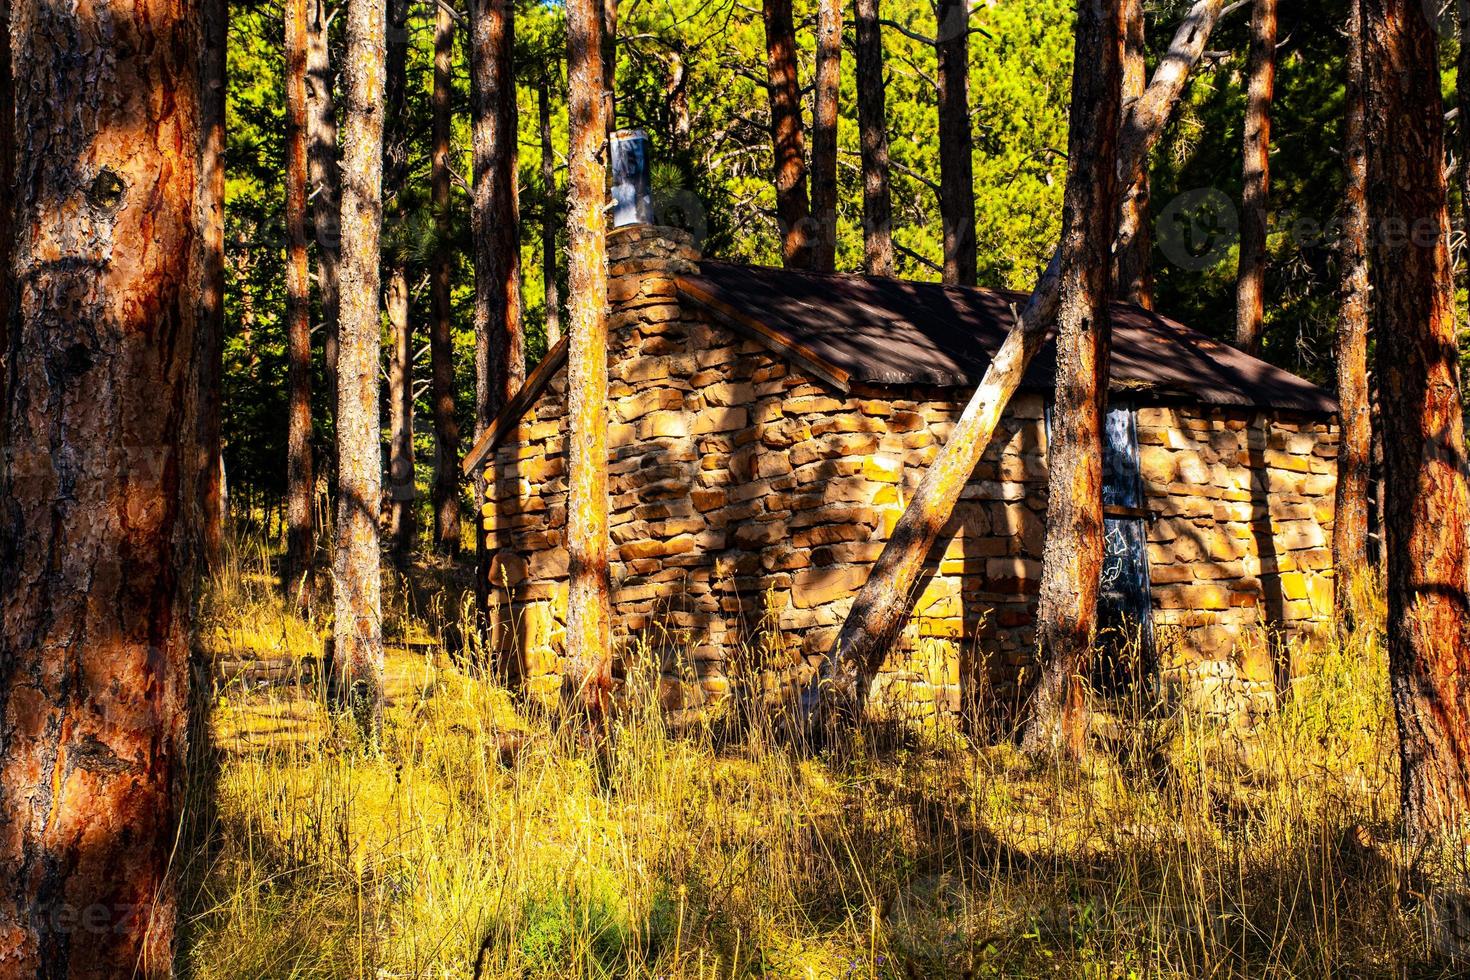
[0,0,199,969]
[1361,0,1470,840]
[563,0,614,718]
[1114,0,1153,308]
[430,0,461,555]
[1021,0,1124,761]
[308,0,342,427]
[1113,0,1223,281]
[827,0,1226,713]
[539,76,563,346]
[1233,0,1275,356]
[810,0,841,272]
[762,0,814,270]
[334,0,387,732]
[285,0,317,596]
[936,0,976,286]
[854,0,894,277]
[1333,0,1370,620]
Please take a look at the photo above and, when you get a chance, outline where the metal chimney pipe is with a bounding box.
[610,129,655,228]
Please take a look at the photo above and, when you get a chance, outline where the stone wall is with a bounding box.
[1137,406,1337,718]
[480,226,1339,724]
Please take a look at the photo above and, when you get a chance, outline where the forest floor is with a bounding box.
[174,544,1467,979]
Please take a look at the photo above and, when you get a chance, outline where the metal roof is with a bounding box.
[678,261,1337,414]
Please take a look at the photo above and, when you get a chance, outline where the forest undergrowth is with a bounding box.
[175,543,1467,979]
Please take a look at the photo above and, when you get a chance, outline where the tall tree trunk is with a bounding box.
[194,0,228,567]
[936,0,976,286]
[540,76,563,347]
[469,0,524,590]
[1233,0,1275,355]
[564,0,613,718]
[810,0,841,272]
[1021,0,1124,760]
[827,0,1227,712]
[1334,0,1370,620]
[762,0,814,269]
[666,45,691,154]
[603,0,617,130]
[854,0,894,277]
[286,0,317,596]
[334,0,386,732]
[308,0,342,423]
[386,268,416,562]
[431,0,461,555]
[0,0,199,968]
[1114,0,1153,308]
[384,0,414,562]
[1361,0,1470,839]
[0,0,10,389]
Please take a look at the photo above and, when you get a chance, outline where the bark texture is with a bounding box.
[430,0,461,555]
[827,0,1227,712]
[194,0,227,567]
[564,0,614,717]
[384,0,414,563]
[1361,0,1470,839]
[854,0,893,277]
[285,0,316,595]
[334,0,386,731]
[386,267,416,561]
[540,77,562,347]
[810,0,841,272]
[469,0,524,440]
[0,0,10,383]
[0,0,200,969]
[762,0,814,270]
[1233,0,1275,355]
[1114,0,1153,308]
[1334,0,1371,617]
[1022,0,1124,760]
[936,0,976,286]
[307,0,342,419]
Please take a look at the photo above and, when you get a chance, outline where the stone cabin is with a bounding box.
[463,226,1339,724]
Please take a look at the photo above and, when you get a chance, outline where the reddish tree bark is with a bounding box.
[469,0,524,442]
[1114,0,1153,308]
[334,0,386,731]
[0,0,200,969]
[307,0,342,422]
[828,0,1228,712]
[1333,0,1370,619]
[811,0,841,272]
[430,0,461,555]
[854,0,894,277]
[762,0,814,269]
[539,76,563,347]
[0,0,10,387]
[1022,0,1125,760]
[1361,0,1470,839]
[563,0,613,718]
[285,0,316,595]
[193,0,227,568]
[936,0,976,286]
[1233,0,1275,355]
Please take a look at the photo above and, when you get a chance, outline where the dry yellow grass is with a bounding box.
[175,552,1465,978]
